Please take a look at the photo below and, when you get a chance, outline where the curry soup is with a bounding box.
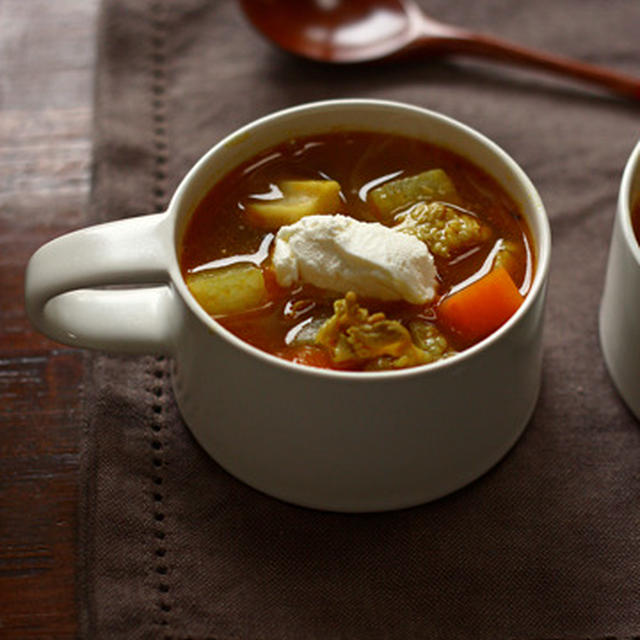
[633,197,640,247]
[180,131,534,371]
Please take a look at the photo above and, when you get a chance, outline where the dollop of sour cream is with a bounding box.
[272,214,436,304]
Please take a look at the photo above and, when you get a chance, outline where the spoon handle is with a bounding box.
[421,29,640,100]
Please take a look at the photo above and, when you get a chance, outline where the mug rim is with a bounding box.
[619,138,640,265]
[166,98,551,380]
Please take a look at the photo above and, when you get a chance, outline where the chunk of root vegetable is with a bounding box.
[186,263,267,316]
[437,266,524,343]
[493,239,519,275]
[245,180,342,229]
[368,169,459,220]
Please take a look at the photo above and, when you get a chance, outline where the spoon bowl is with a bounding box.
[239,0,640,99]
[239,0,425,63]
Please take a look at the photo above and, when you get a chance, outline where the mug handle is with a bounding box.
[25,212,176,355]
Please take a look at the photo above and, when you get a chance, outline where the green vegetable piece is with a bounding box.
[316,292,434,369]
[407,320,454,363]
[288,317,330,346]
[369,169,459,220]
[186,263,267,316]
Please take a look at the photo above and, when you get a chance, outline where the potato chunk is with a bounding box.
[368,169,459,221]
[493,239,520,276]
[246,180,342,229]
[186,263,267,316]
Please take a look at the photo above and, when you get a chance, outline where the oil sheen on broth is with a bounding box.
[180,131,534,371]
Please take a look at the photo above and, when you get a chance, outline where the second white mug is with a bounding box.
[600,139,640,421]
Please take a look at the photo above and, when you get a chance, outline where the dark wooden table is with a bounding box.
[0,1,98,636]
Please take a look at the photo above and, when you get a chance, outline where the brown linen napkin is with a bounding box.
[80,1,640,638]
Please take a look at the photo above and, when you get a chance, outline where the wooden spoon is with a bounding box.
[239,0,640,99]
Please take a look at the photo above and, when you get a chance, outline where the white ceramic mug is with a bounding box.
[26,99,551,512]
[600,140,640,420]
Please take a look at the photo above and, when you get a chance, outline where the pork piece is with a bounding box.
[393,202,491,258]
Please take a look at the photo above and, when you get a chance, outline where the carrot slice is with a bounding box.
[281,345,334,369]
[438,266,524,343]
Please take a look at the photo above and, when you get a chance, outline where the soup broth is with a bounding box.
[180,131,534,371]
[633,197,640,246]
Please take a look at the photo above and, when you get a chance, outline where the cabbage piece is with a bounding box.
[287,316,331,346]
[407,319,454,362]
[246,180,342,229]
[369,169,459,221]
[186,263,266,316]
[315,292,436,369]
